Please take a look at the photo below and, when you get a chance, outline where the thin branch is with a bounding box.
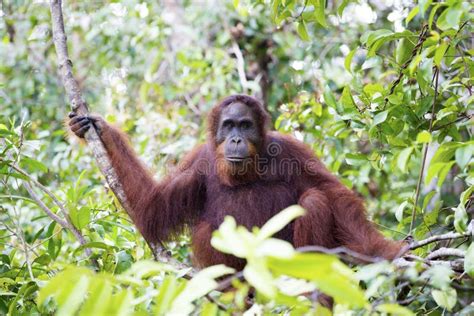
[410,226,472,250]
[232,41,248,94]
[385,25,429,102]
[409,66,439,234]
[297,245,381,263]
[22,181,70,229]
[425,247,465,260]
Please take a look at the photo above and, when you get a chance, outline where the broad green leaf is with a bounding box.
[419,0,432,15]
[154,277,186,314]
[20,156,48,173]
[432,288,457,311]
[455,144,473,170]
[79,279,112,316]
[396,38,415,65]
[340,86,357,112]
[344,48,356,73]
[406,6,419,24]
[244,261,276,298]
[373,110,388,126]
[422,191,437,211]
[416,131,432,143]
[314,0,327,27]
[426,162,445,185]
[397,147,414,173]
[56,275,90,316]
[258,205,305,240]
[170,265,235,314]
[437,6,463,30]
[69,206,91,230]
[267,253,367,308]
[434,42,448,67]
[454,204,468,233]
[465,243,474,278]
[323,87,338,109]
[73,242,117,255]
[296,21,310,41]
[345,153,367,166]
[256,238,295,258]
[211,216,252,258]
[431,142,461,164]
[436,161,455,188]
[107,290,133,316]
[425,265,453,290]
[337,0,352,16]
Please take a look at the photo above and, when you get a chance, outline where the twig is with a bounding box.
[425,247,465,260]
[409,225,472,250]
[409,66,439,234]
[385,25,429,102]
[232,41,248,94]
[297,245,381,263]
[215,271,245,292]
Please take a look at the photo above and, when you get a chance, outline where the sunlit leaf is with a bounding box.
[432,288,457,311]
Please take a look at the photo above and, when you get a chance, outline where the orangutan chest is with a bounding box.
[202,181,298,237]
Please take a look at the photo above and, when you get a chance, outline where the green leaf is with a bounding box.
[69,206,91,230]
[345,153,367,166]
[314,0,327,27]
[395,201,409,222]
[405,6,419,24]
[436,161,455,188]
[376,303,415,316]
[416,131,432,143]
[396,38,415,65]
[434,42,448,67]
[419,0,432,15]
[73,242,117,255]
[337,0,352,16]
[170,265,235,314]
[79,279,112,316]
[20,157,48,173]
[107,289,133,316]
[344,48,356,73]
[437,6,463,31]
[340,86,357,112]
[268,253,367,308]
[323,87,338,109]
[296,21,310,41]
[455,144,473,170]
[258,205,305,240]
[244,261,276,298]
[431,142,460,164]
[155,277,186,314]
[373,110,388,126]
[454,203,468,233]
[397,147,414,173]
[432,288,457,311]
[464,243,474,278]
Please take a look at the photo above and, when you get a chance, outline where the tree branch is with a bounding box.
[48,0,179,265]
[409,225,472,250]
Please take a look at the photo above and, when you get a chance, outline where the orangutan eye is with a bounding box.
[223,120,234,129]
[240,121,252,129]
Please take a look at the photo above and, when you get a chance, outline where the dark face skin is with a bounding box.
[216,102,260,163]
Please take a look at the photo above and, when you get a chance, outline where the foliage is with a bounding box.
[0,0,473,315]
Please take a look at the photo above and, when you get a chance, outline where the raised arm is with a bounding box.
[68,113,206,243]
